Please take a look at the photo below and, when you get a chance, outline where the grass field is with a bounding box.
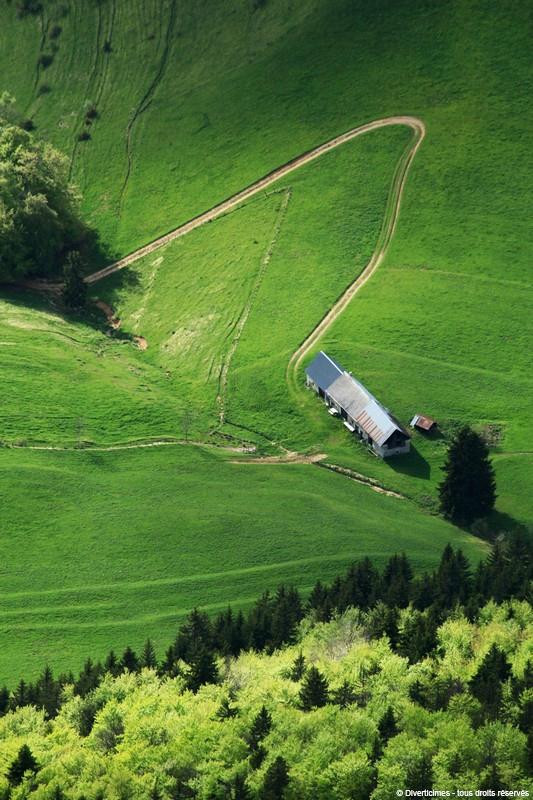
[0,445,487,684]
[0,0,531,680]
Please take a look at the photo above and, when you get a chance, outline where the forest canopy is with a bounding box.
[0,93,100,282]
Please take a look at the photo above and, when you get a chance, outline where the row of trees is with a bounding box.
[2,531,530,723]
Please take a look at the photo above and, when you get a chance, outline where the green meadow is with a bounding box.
[0,0,530,679]
[0,445,487,684]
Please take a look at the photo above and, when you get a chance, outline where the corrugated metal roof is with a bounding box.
[327,373,368,417]
[308,351,409,447]
[411,414,436,431]
[305,351,343,391]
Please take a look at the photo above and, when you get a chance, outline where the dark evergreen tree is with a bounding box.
[232,773,251,800]
[299,666,329,711]
[140,639,157,669]
[246,592,274,651]
[120,646,139,674]
[261,756,289,800]
[270,585,303,650]
[409,680,428,707]
[35,665,60,718]
[11,679,28,709]
[411,572,436,611]
[160,646,179,677]
[367,603,399,647]
[331,679,357,708]
[78,700,98,737]
[377,707,398,743]
[383,553,412,608]
[469,644,511,718]
[74,658,103,697]
[398,611,436,663]
[216,696,238,720]
[438,426,496,525]
[186,646,219,693]
[248,705,272,753]
[289,651,306,681]
[307,579,329,619]
[62,250,87,309]
[7,744,38,786]
[104,650,120,677]
[0,685,9,716]
[174,608,213,662]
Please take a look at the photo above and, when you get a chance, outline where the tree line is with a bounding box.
[1,529,530,725]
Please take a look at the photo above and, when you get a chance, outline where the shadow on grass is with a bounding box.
[470,510,529,539]
[387,445,431,480]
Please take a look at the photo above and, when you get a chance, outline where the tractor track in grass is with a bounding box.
[84,116,425,284]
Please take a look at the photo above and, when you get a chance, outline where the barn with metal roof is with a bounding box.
[305,351,410,458]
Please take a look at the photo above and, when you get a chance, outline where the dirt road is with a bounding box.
[84,116,424,284]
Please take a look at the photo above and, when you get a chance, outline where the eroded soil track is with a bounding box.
[85,116,425,284]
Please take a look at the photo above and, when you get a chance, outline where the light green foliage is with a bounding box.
[0,446,486,684]
[0,119,82,280]
[0,604,531,798]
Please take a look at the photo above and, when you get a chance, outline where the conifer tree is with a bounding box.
[35,665,60,718]
[159,646,179,677]
[216,696,238,720]
[62,250,87,309]
[248,705,272,753]
[0,685,9,716]
[120,646,139,674]
[299,666,329,711]
[186,646,219,693]
[289,651,306,681]
[104,650,120,677]
[232,773,251,800]
[261,756,290,800]
[331,679,357,708]
[7,744,38,786]
[469,644,511,718]
[378,706,398,743]
[140,639,157,669]
[174,608,213,661]
[439,426,496,525]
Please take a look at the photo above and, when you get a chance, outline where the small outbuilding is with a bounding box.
[410,414,437,433]
[305,351,410,458]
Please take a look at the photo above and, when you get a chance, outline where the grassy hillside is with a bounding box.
[0,0,530,680]
[0,445,486,684]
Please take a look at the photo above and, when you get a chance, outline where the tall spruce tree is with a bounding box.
[299,666,329,710]
[469,644,511,718]
[261,756,290,800]
[62,250,87,309]
[7,744,38,786]
[438,426,496,526]
[186,646,219,693]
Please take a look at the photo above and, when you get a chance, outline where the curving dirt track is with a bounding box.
[286,116,425,387]
[84,116,424,285]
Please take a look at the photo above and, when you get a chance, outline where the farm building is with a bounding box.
[410,413,437,433]
[305,351,410,458]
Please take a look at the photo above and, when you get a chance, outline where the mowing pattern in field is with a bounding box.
[0,445,487,684]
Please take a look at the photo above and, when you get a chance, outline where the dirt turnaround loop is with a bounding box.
[85,116,424,285]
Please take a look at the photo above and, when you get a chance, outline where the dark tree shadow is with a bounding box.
[387,445,431,480]
[1,221,142,337]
